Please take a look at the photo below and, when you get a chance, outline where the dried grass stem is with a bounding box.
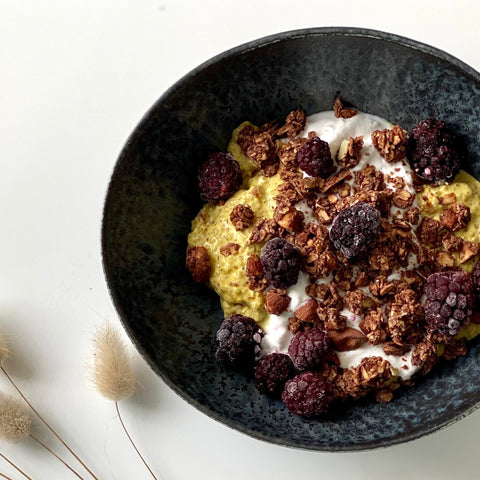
[0,453,33,480]
[1,367,99,480]
[115,401,158,480]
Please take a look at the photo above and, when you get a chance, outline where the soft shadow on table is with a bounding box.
[0,311,35,382]
[126,351,164,411]
[245,408,480,480]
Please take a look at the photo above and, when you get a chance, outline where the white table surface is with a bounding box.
[1,1,480,478]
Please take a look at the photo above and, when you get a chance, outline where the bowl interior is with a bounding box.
[102,27,480,450]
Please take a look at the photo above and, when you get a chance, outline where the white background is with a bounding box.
[1,1,480,479]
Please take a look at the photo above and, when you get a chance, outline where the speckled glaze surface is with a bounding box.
[102,28,480,451]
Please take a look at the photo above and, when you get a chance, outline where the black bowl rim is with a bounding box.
[102,26,480,451]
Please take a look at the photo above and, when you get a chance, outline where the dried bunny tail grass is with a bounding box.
[92,323,135,401]
[0,393,31,443]
[0,334,10,367]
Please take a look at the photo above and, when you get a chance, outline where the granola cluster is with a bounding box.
[187,101,480,418]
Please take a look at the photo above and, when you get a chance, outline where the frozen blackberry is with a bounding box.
[329,202,381,258]
[424,271,475,338]
[296,136,334,178]
[198,152,243,205]
[288,327,331,371]
[281,371,333,417]
[254,353,295,397]
[260,238,302,289]
[473,260,480,299]
[215,314,264,370]
[406,118,465,184]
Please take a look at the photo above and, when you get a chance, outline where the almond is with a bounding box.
[186,246,211,283]
[294,298,318,322]
[328,327,367,351]
[265,290,291,315]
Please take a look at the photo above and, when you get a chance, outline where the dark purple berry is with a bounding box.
[472,260,480,299]
[215,314,263,370]
[260,238,302,289]
[424,271,475,338]
[281,371,333,417]
[254,353,295,397]
[198,152,243,204]
[288,328,331,371]
[329,202,381,258]
[406,118,465,184]
[296,136,334,178]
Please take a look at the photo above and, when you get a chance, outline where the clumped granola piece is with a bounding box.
[277,137,308,167]
[198,152,243,205]
[245,254,268,292]
[354,165,385,191]
[406,118,465,183]
[337,136,364,169]
[296,137,334,178]
[273,204,304,232]
[416,216,443,245]
[392,190,415,209]
[333,97,357,119]
[442,232,464,252]
[282,372,334,417]
[329,202,381,258]
[439,203,471,232]
[387,289,423,346]
[288,327,331,371]
[341,357,393,399]
[360,307,388,345]
[219,242,240,257]
[423,271,475,340]
[230,204,255,231]
[321,308,347,332]
[292,223,337,278]
[254,353,295,397]
[411,337,438,375]
[215,314,264,371]
[276,110,307,138]
[245,131,278,176]
[249,218,283,244]
[459,240,479,263]
[186,246,211,283]
[371,125,406,163]
[265,289,291,315]
[260,237,302,289]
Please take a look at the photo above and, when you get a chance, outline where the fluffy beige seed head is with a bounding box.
[92,323,135,401]
[0,333,9,367]
[0,393,31,443]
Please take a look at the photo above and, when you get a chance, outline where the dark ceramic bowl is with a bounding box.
[102,27,480,450]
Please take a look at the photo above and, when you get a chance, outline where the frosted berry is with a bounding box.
[329,202,381,258]
[296,136,334,178]
[288,327,331,371]
[424,271,475,338]
[260,238,302,289]
[215,314,263,370]
[254,353,295,397]
[406,118,465,183]
[281,371,333,417]
[198,152,242,204]
[473,260,480,300]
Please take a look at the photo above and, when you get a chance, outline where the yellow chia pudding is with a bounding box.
[186,99,480,417]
